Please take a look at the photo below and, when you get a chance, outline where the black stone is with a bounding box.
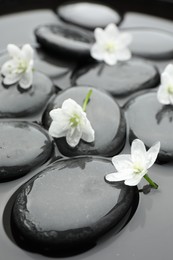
[126,91,173,163]
[57,2,122,30]
[11,157,139,256]
[71,60,160,97]
[127,28,173,59]
[0,64,55,118]
[43,86,126,157]
[34,48,74,90]
[0,121,53,182]
[35,24,94,58]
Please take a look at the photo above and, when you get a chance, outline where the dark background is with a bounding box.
[0,0,173,21]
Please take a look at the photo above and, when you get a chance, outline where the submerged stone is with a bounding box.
[71,60,159,97]
[11,157,138,255]
[126,91,173,163]
[35,24,93,57]
[0,121,53,181]
[43,86,126,157]
[127,28,173,59]
[57,2,122,30]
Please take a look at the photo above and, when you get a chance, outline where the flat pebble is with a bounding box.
[57,2,122,30]
[126,91,173,163]
[72,60,159,97]
[11,157,138,255]
[0,121,53,181]
[127,28,173,59]
[35,24,93,57]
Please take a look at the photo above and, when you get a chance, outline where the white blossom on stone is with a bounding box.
[106,139,160,186]
[49,98,95,147]
[157,64,173,105]
[90,23,132,66]
[1,44,34,89]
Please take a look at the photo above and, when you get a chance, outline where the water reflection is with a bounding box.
[156,105,173,124]
[58,156,93,170]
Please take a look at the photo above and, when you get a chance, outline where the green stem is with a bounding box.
[82,89,93,112]
[144,174,158,189]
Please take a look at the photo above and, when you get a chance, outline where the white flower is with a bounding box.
[49,98,95,147]
[157,64,173,105]
[106,139,160,186]
[90,23,132,66]
[1,44,34,89]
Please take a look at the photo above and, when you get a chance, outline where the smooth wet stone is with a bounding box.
[0,10,59,50]
[11,157,138,255]
[34,51,74,90]
[120,12,173,34]
[126,91,173,163]
[0,57,55,118]
[71,60,159,97]
[43,86,126,157]
[126,28,173,59]
[35,24,93,57]
[34,59,71,90]
[0,121,53,181]
[57,2,122,30]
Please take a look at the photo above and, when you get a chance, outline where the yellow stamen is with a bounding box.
[70,114,81,127]
[133,162,144,174]
[105,41,116,53]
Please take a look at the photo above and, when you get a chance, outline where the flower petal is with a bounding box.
[66,127,82,147]
[62,98,83,116]
[7,44,21,58]
[161,71,172,86]
[164,64,173,76]
[90,43,104,61]
[21,44,34,63]
[112,154,133,173]
[19,70,33,89]
[118,32,133,47]
[49,121,68,138]
[146,141,160,169]
[131,139,147,166]
[124,175,143,186]
[104,53,118,65]
[1,60,16,76]
[116,48,131,61]
[50,108,67,121]
[157,84,170,105]
[94,27,105,42]
[104,23,119,39]
[105,171,133,182]
[169,94,173,104]
[3,73,21,85]
[81,118,95,143]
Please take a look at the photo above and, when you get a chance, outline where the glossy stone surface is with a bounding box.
[35,24,93,57]
[0,10,59,50]
[0,121,53,181]
[11,157,138,255]
[72,60,159,97]
[120,12,173,33]
[57,2,122,30]
[127,29,173,59]
[1,3,173,260]
[0,64,54,118]
[43,86,126,157]
[126,91,173,163]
